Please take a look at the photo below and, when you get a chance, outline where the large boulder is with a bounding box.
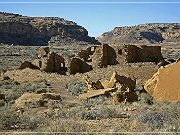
[144,61,180,101]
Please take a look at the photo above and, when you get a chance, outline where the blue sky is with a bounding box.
[0,0,180,37]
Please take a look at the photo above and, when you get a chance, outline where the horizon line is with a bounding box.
[0,1,180,4]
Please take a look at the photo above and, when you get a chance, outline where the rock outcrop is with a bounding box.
[144,61,180,101]
[0,12,99,45]
[14,92,62,108]
[98,23,180,45]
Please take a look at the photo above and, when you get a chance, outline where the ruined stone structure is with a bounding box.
[113,45,163,63]
[69,57,92,74]
[78,46,98,62]
[19,44,163,75]
[33,51,67,74]
[92,44,118,68]
[90,44,163,68]
[18,47,67,74]
[37,47,50,58]
[14,92,62,108]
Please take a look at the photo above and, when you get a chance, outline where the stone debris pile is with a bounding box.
[79,71,138,103]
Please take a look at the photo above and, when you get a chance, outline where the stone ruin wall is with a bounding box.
[32,50,67,74]
[121,45,163,63]
[110,45,125,64]
[78,46,98,62]
[138,45,163,62]
[69,57,92,74]
[19,44,163,75]
[91,44,118,68]
[125,45,140,63]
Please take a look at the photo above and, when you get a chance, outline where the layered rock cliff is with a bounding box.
[97,23,180,45]
[0,12,99,46]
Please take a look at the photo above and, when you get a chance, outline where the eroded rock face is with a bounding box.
[144,62,180,101]
[0,12,99,45]
[98,23,180,45]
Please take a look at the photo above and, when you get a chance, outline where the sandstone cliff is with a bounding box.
[97,23,180,45]
[0,12,99,46]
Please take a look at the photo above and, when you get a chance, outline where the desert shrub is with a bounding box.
[0,100,5,107]
[0,108,46,130]
[66,80,87,96]
[82,95,111,108]
[0,80,20,90]
[139,111,166,130]
[100,106,122,119]
[6,91,22,103]
[78,106,122,120]
[47,100,64,109]
[59,105,123,120]
[38,120,86,132]
[23,80,48,92]
[138,92,154,105]
[0,109,18,130]
[135,86,153,105]
[80,110,101,120]
[138,102,180,131]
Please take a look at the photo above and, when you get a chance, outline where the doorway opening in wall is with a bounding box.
[61,63,64,67]
[39,61,42,68]
[118,49,122,55]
